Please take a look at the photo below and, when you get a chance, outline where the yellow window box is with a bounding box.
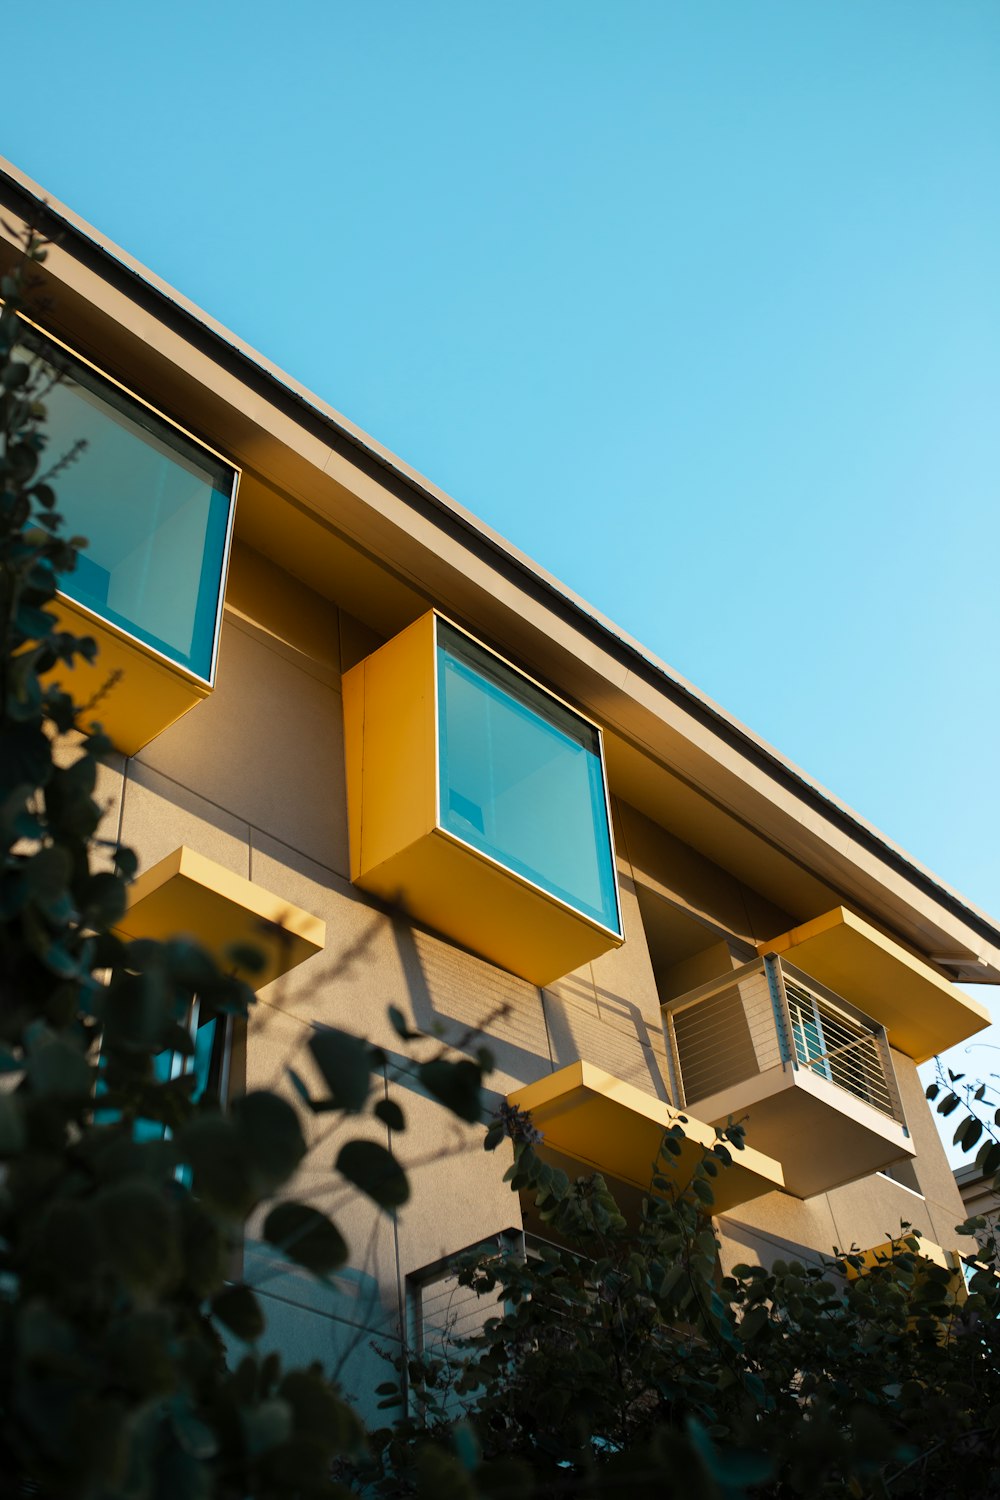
[16,310,238,756]
[342,611,623,987]
[48,595,214,756]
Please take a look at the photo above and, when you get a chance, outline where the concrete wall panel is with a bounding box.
[135,618,350,876]
[392,1087,520,1279]
[120,758,250,877]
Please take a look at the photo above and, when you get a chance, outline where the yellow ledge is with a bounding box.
[760,907,991,1063]
[115,846,325,990]
[846,1235,967,1302]
[507,1060,785,1214]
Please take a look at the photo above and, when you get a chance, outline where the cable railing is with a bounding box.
[663,954,905,1126]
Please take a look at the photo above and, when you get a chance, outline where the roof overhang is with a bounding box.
[2,158,998,987]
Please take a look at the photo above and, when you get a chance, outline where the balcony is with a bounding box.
[343,612,623,985]
[662,955,915,1199]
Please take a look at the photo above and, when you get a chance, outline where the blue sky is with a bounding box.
[3,2,998,1148]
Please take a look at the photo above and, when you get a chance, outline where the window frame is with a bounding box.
[431,612,624,944]
[9,307,240,688]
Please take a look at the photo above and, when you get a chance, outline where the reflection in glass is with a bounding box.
[437,622,620,934]
[20,329,234,680]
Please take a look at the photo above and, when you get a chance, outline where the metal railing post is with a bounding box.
[764,953,798,1068]
[664,1009,687,1108]
[873,1025,907,1127]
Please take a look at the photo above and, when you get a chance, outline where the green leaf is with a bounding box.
[25,843,74,923]
[976,1140,1000,1176]
[308,1027,371,1112]
[0,1094,25,1155]
[242,1397,292,1458]
[280,1369,363,1450]
[739,1305,770,1341]
[263,1201,348,1273]
[26,1036,92,1098]
[0,724,51,795]
[80,870,127,929]
[336,1139,410,1208]
[418,1058,483,1123]
[213,1284,265,1342]
[170,1404,219,1461]
[180,1115,254,1217]
[94,1179,179,1291]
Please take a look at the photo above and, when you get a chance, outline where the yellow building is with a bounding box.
[2,157,995,1409]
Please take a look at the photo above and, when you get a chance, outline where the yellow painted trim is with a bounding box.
[116,846,325,990]
[507,1060,785,1213]
[759,907,992,1063]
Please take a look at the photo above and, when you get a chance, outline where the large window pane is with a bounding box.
[21,328,234,681]
[437,622,620,934]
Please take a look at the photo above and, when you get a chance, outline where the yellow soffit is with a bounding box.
[115,846,326,990]
[759,907,992,1064]
[507,1060,784,1214]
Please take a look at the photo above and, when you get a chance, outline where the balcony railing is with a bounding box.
[663,954,906,1128]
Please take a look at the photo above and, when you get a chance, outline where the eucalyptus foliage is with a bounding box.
[366,1111,1000,1500]
[0,233,490,1498]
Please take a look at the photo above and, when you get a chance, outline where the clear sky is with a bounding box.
[2,2,998,1154]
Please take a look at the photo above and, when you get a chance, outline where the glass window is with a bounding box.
[134,1004,232,1144]
[19,326,235,681]
[436,621,621,934]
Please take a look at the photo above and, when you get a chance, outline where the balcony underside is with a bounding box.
[116,846,325,990]
[687,1063,915,1199]
[508,1061,785,1214]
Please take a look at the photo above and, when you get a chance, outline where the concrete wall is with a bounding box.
[104,541,971,1417]
[104,546,679,1419]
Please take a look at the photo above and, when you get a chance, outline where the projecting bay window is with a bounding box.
[343,612,624,985]
[436,622,620,936]
[15,316,238,753]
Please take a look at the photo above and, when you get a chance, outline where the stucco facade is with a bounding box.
[2,158,996,1418]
